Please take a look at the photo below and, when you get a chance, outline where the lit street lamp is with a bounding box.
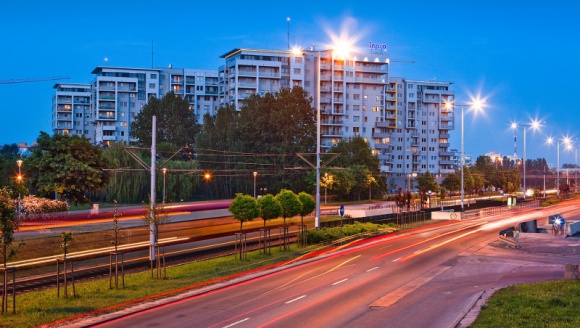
[16,159,23,219]
[445,98,484,210]
[511,120,541,199]
[546,136,571,198]
[162,167,167,204]
[253,171,257,199]
[324,173,328,205]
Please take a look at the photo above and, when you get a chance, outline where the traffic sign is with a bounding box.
[339,204,344,217]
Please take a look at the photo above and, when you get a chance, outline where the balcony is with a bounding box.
[439,142,450,148]
[375,143,392,150]
[439,160,455,165]
[322,130,343,137]
[372,131,390,138]
[239,69,257,76]
[439,150,455,156]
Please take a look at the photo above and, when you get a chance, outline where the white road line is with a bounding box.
[332,278,348,285]
[285,295,306,304]
[366,267,379,272]
[393,257,401,262]
[222,318,250,328]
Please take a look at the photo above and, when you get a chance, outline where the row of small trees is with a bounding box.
[228,189,316,233]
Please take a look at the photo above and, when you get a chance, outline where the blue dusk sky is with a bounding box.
[1,1,579,166]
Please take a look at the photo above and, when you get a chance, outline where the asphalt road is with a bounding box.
[67,202,580,328]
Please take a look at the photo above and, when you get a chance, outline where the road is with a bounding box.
[73,202,580,328]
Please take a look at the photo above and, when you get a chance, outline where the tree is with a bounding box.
[441,173,460,194]
[257,194,282,228]
[328,137,384,200]
[415,171,439,209]
[275,189,302,227]
[0,188,21,269]
[142,199,172,245]
[130,92,198,148]
[297,192,316,227]
[28,132,110,205]
[229,193,259,232]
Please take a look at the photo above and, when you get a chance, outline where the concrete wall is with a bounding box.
[431,211,457,220]
[344,207,394,219]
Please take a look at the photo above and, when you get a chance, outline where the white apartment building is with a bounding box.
[53,66,219,145]
[386,78,456,188]
[90,66,161,145]
[52,83,92,137]
[218,47,390,153]
[51,46,457,185]
[161,67,220,117]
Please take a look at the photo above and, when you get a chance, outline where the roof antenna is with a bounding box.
[287,17,290,50]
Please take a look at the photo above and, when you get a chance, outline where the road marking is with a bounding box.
[332,278,348,285]
[326,255,361,273]
[222,318,250,328]
[393,257,401,262]
[370,266,452,307]
[285,295,306,304]
[366,267,379,272]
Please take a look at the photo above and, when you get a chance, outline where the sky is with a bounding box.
[2,1,580,166]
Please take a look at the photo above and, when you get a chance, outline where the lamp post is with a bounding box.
[324,172,328,204]
[511,120,541,199]
[445,99,484,210]
[547,136,571,198]
[253,171,257,199]
[162,167,167,204]
[16,159,23,219]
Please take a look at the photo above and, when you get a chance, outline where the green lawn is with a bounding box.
[0,244,319,328]
[471,279,580,328]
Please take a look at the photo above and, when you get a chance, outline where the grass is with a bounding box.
[471,280,580,328]
[0,243,320,328]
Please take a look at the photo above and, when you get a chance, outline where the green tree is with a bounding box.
[328,137,384,200]
[0,188,21,269]
[130,92,198,148]
[441,173,461,194]
[229,193,259,232]
[275,189,302,227]
[415,171,440,194]
[298,191,316,227]
[257,194,282,228]
[28,132,110,205]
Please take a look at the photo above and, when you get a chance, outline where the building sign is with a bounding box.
[369,42,387,53]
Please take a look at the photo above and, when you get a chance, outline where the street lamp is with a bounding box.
[253,171,257,199]
[162,168,167,204]
[445,98,484,210]
[511,120,541,199]
[546,136,571,198]
[16,159,23,219]
[324,172,328,205]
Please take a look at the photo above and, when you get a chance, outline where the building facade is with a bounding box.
[52,83,92,137]
[51,46,457,184]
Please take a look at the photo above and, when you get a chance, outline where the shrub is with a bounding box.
[306,221,397,244]
[19,195,69,219]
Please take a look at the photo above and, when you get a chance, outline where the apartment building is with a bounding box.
[51,46,456,184]
[53,66,220,145]
[386,78,456,188]
[52,83,92,137]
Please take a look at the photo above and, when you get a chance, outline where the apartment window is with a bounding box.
[364,117,368,122]
[295,57,303,63]
[294,68,301,74]
[409,93,414,98]
[408,84,413,89]
[353,94,360,100]
[353,127,360,133]
[353,116,360,122]
[353,105,360,111]
[396,164,402,169]
[150,74,157,79]
[305,81,310,87]
[398,155,403,160]
[362,106,366,111]
[149,83,155,89]
[353,84,360,89]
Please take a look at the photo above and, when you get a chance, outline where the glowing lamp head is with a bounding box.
[204,173,211,180]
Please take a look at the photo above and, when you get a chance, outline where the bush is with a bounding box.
[541,198,561,207]
[19,195,69,219]
[306,221,397,244]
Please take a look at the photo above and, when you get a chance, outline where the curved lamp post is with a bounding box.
[445,98,484,210]
[511,120,542,199]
